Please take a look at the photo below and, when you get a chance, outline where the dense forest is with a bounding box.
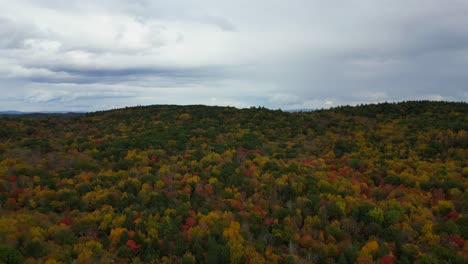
[0,101,466,264]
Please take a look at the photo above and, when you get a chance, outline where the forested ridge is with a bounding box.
[0,101,466,263]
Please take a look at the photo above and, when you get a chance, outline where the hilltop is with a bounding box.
[0,101,466,263]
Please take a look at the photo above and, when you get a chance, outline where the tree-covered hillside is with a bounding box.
[0,101,466,263]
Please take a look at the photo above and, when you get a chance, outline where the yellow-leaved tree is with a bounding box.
[223,221,244,264]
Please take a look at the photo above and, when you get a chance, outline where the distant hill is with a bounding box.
[0,110,85,115]
[0,100,466,263]
[0,110,29,115]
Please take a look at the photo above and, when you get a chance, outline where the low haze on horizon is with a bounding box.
[1,0,467,112]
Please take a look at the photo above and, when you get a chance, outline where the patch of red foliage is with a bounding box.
[182,186,191,194]
[380,255,395,264]
[338,167,350,176]
[232,200,243,210]
[448,235,464,248]
[180,177,187,185]
[204,184,213,195]
[126,240,141,253]
[362,188,370,197]
[181,217,197,232]
[299,234,314,248]
[181,225,190,232]
[8,175,17,182]
[185,217,197,227]
[265,218,277,226]
[195,186,203,194]
[61,218,73,225]
[446,211,459,219]
[162,177,172,185]
[133,214,141,222]
[328,172,337,181]
[253,205,267,217]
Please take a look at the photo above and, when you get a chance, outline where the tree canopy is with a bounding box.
[0,101,466,263]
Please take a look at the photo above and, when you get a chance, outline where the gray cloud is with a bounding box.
[0,0,467,111]
[0,17,42,49]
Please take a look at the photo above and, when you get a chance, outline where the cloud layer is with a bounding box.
[1,0,467,111]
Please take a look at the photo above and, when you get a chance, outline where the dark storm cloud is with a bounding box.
[20,64,232,88]
[45,65,228,79]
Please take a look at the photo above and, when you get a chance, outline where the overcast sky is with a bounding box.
[1,0,467,111]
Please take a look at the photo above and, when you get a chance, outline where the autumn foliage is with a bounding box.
[0,101,466,263]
